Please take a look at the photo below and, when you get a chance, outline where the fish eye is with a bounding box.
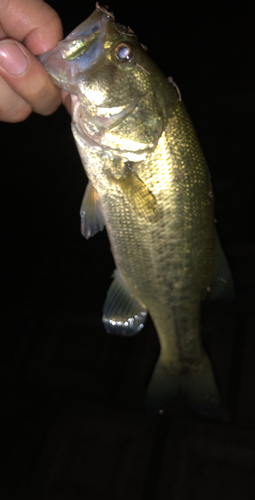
[115,43,135,62]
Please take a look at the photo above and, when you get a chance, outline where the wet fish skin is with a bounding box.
[39,6,234,415]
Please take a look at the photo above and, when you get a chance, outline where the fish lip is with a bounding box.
[38,9,110,92]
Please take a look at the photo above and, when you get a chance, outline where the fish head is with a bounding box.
[39,5,171,158]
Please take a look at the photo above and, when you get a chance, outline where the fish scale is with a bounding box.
[39,5,234,415]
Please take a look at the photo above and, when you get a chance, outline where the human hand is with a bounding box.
[0,0,69,122]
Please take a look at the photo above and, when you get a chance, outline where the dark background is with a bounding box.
[1,0,255,498]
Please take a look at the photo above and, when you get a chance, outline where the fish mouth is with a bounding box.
[38,9,110,93]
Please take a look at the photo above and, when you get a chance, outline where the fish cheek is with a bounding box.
[78,56,149,109]
[77,62,131,107]
[78,73,108,107]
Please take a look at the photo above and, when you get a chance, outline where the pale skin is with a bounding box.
[0,0,70,122]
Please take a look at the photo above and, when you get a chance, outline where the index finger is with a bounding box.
[0,0,63,54]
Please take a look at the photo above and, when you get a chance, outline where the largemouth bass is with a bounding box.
[39,4,234,415]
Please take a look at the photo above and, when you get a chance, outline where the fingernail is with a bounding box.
[0,41,28,75]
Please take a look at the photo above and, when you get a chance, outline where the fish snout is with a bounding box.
[38,8,110,93]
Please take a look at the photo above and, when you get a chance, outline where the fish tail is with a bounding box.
[146,351,221,417]
[181,351,221,417]
[145,358,181,414]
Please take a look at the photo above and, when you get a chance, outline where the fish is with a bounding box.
[39,4,234,416]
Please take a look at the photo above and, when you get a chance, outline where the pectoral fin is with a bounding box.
[114,163,160,222]
[103,270,147,336]
[80,181,105,239]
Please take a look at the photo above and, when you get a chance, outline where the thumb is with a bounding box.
[0,39,61,122]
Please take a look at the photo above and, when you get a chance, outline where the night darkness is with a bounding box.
[2,0,255,498]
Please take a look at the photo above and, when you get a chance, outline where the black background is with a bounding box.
[2,0,255,498]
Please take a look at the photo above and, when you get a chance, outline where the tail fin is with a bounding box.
[207,241,235,303]
[181,352,222,416]
[145,359,181,415]
[145,352,221,417]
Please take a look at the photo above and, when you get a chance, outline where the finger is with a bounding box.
[0,39,61,120]
[0,24,7,38]
[0,75,31,122]
[0,0,63,54]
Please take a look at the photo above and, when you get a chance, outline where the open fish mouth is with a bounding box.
[38,8,110,94]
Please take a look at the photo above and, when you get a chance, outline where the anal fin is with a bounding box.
[103,270,147,336]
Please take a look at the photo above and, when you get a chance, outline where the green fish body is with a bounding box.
[40,5,234,415]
